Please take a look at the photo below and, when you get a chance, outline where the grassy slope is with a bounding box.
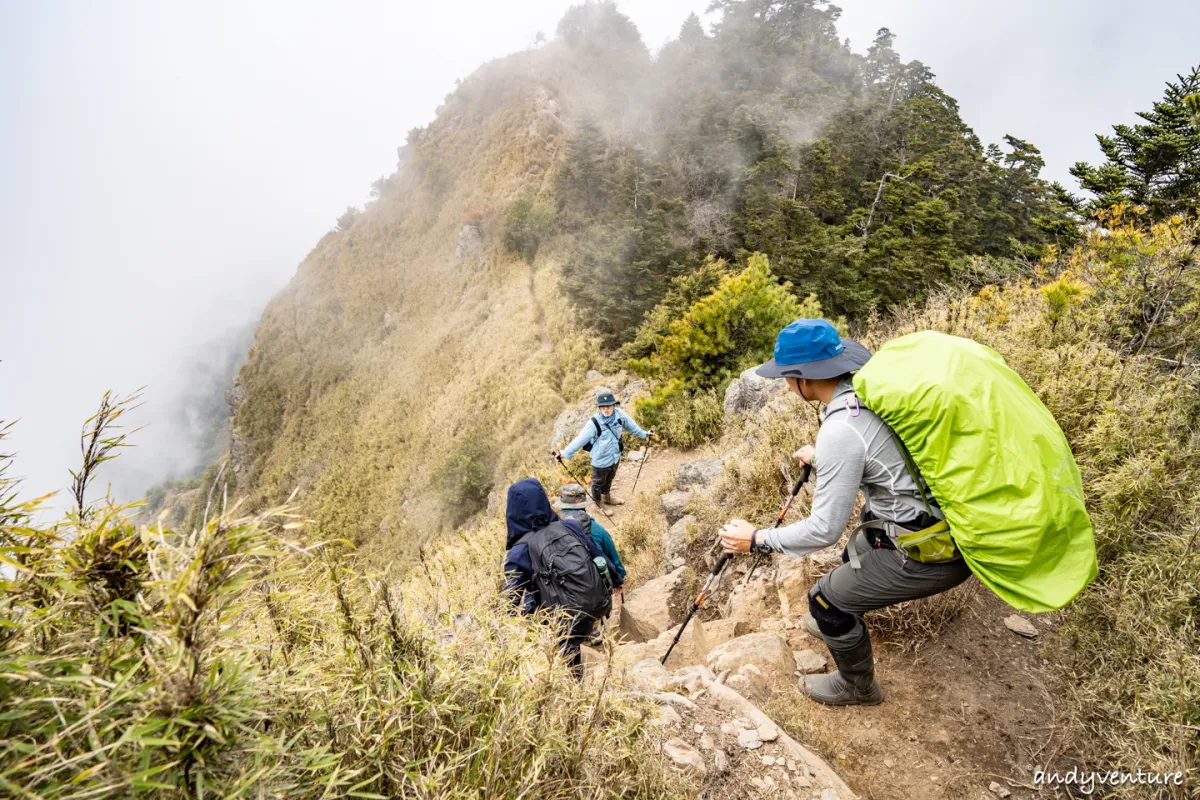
[233,49,604,571]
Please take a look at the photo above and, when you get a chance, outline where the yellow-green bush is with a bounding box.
[632,254,821,445]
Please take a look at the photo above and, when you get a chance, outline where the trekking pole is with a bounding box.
[629,429,654,498]
[551,451,619,527]
[743,463,812,588]
[661,550,732,665]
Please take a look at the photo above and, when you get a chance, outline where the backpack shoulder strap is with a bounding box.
[591,417,603,438]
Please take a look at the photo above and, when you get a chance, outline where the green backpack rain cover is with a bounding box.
[852,331,1098,612]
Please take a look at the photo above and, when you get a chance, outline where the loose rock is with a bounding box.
[793,649,828,674]
[663,738,706,774]
[737,728,763,749]
[756,722,779,742]
[1003,614,1039,638]
[723,366,787,420]
[651,705,682,727]
[989,781,1012,798]
[713,749,729,773]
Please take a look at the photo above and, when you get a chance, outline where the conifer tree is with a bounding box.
[1071,66,1200,221]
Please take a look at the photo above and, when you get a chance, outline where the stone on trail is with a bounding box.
[670,556,686,568]
[630,658,671,692]
[713,749,729,773]
[756,722,779,742]
[699,733,714,750]
[650,705,682,727]
[651,691,698,710]
[821,790,841,800]
[663,514,698,566]
[619,565,696,643]
[706,632,796,686]
[737,728,763,749]
[675,457,725,491]
[1003,614,1039,638]
[726,663,771,702]
[660,490,693,526]
[793,649,827,674]
[663,738,706,774]
[989,781,1012,798]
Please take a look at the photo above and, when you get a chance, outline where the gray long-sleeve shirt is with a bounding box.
[760,379,935,557]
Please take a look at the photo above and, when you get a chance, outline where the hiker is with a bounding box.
[717,319,974,706]
[554,483,627,589]
[553,391,652,506]
[502,478,622,677]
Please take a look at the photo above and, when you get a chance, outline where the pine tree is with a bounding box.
[1070,65,1200,221]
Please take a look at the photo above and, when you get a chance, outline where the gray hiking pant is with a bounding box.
[816,530,973,617]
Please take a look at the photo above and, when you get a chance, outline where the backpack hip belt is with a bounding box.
[846,517,958,568]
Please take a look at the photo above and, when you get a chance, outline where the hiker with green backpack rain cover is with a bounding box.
[719,319,1097,706]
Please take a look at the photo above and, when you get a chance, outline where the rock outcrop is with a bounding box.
[723,366,787,420]
[675,457,725,491]
[619,565,697,643]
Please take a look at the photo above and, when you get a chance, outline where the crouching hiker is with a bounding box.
[502,478,623,678]
[717,319,974,706]
[554,391,653,506]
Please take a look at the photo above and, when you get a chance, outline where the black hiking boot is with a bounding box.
[802,624,884,706]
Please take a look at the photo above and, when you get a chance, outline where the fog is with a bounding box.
[1,0,1196,506]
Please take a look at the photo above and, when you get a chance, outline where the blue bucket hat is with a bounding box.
[755,319,871,380]
[596,391,619,407]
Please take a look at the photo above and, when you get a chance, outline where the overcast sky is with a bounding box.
[1,0,1197,506]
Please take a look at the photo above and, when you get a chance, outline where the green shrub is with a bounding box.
[435,428,498,525]
[632,253,820,446]
[502,191,555,263]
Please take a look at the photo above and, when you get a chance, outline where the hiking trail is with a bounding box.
[555,374,1065,800]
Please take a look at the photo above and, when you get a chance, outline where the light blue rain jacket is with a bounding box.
[560,408,647,469]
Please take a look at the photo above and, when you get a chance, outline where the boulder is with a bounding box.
[585,369,605,382]
[706,632,796,687]
[723,366,787,420]
[630,658,671,692]
[663,515,699,565]
[700,618,747,652]
[728,574,776,630]
[660,491,693,526]
[619,566,697,643]
[675,458,725,491]
[774,558,813,617]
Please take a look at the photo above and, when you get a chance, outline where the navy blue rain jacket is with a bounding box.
[502,478,622,615]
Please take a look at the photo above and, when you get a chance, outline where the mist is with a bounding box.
[2,0,1197,506]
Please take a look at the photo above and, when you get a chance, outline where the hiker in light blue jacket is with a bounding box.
[555,391,652,506]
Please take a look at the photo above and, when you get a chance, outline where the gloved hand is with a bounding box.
[551,450,560,460]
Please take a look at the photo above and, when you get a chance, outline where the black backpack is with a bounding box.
[525,521,612,623]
